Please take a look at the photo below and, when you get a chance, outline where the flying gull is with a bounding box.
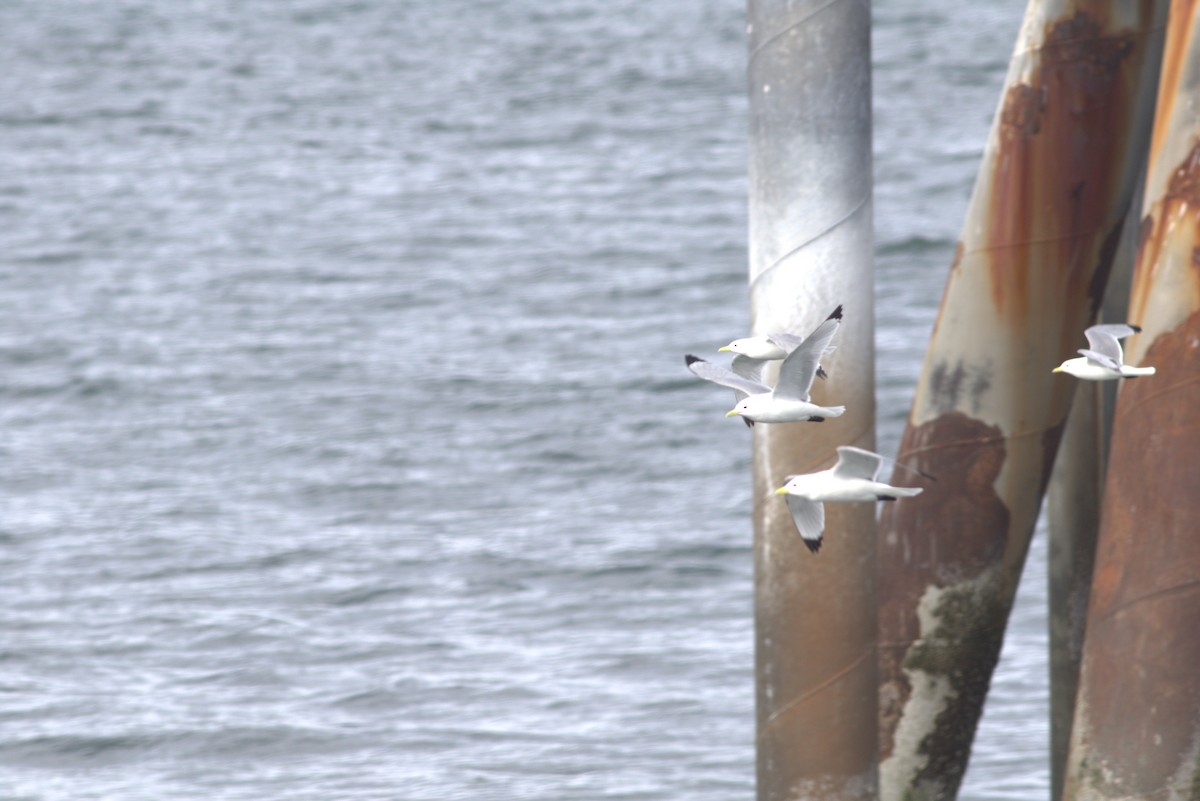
[774,446,923,553]
[1052,323,1155,381]
[717,310,838,381]
[686,305,846,425]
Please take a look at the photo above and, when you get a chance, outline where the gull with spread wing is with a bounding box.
[774,446,923,553]
[1053,323,1155,380]
[685,306,846,425]
[717,319,835,382]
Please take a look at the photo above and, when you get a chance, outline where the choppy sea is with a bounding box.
[1,1,1048,798]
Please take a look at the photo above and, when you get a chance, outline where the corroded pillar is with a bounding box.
[875,3,1168,799]
[1063,2,1200,797]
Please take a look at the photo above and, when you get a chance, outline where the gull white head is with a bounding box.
[726,395,770,421]
[719,337,785,360]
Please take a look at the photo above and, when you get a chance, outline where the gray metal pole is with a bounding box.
[746,1,877,799]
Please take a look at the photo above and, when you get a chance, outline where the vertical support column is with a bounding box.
[1063,2,1200,797]
[746,1,876,799]
[1045,184,1141,801]
[874,3,1167,800]
[1047,374,1105,801]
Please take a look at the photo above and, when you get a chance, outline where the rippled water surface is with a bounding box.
[2,1,1049,798]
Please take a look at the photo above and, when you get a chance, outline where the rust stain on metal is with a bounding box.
[1074,310,1200,795]
[999,84,1046,138]
[985,9,1140,318]
[1130,138,1200,323]
[877,411,1009,763]
[1147,0,1200,166]
[1165,138,1200,202]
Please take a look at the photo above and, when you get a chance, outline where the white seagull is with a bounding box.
[774,446,923,553]
[717,310,838,379]
[1053,323,1155,380]
[718,333,792,361]
[685,306,846,425]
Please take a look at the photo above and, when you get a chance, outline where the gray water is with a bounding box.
[1,1,1049,799]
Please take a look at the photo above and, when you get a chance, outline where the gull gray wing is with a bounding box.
[685,355,770,396]
[766,331,805,353]
[767,334,834,380]
[731,354,766,385]
[773,305,843,401]
[1083,324,1139,366]
[832,446,883,481]
[1078,348,1120,370]
[767,333,837,359]
[1087,323,1140,341]
[784,495,826,553]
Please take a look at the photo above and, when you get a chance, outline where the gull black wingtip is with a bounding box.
[684,354,704,367]
[1130,324,1142,333]
[802,537,822,554]
[828,304,844,321]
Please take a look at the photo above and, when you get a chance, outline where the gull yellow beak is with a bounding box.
[718,346,731,352]
[1052,366,1063,373]
[726,409,740,417]
[774,487,789,496]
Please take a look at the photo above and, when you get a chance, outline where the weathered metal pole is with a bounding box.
[1062,2,1200,797]
[1045,191,1141,801]
[874,3,1167,800]
[746,1,877,799]
[1047,375,1106,801]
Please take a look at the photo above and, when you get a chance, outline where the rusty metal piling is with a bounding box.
[1062,2,1200,797]
[1045,189,1141,801]
[874,3,1167,799]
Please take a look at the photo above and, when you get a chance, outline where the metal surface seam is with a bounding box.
[1097,579,1200,625]
[747,0,850,67]
[749,193,870,291]
[759,649,872,734]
